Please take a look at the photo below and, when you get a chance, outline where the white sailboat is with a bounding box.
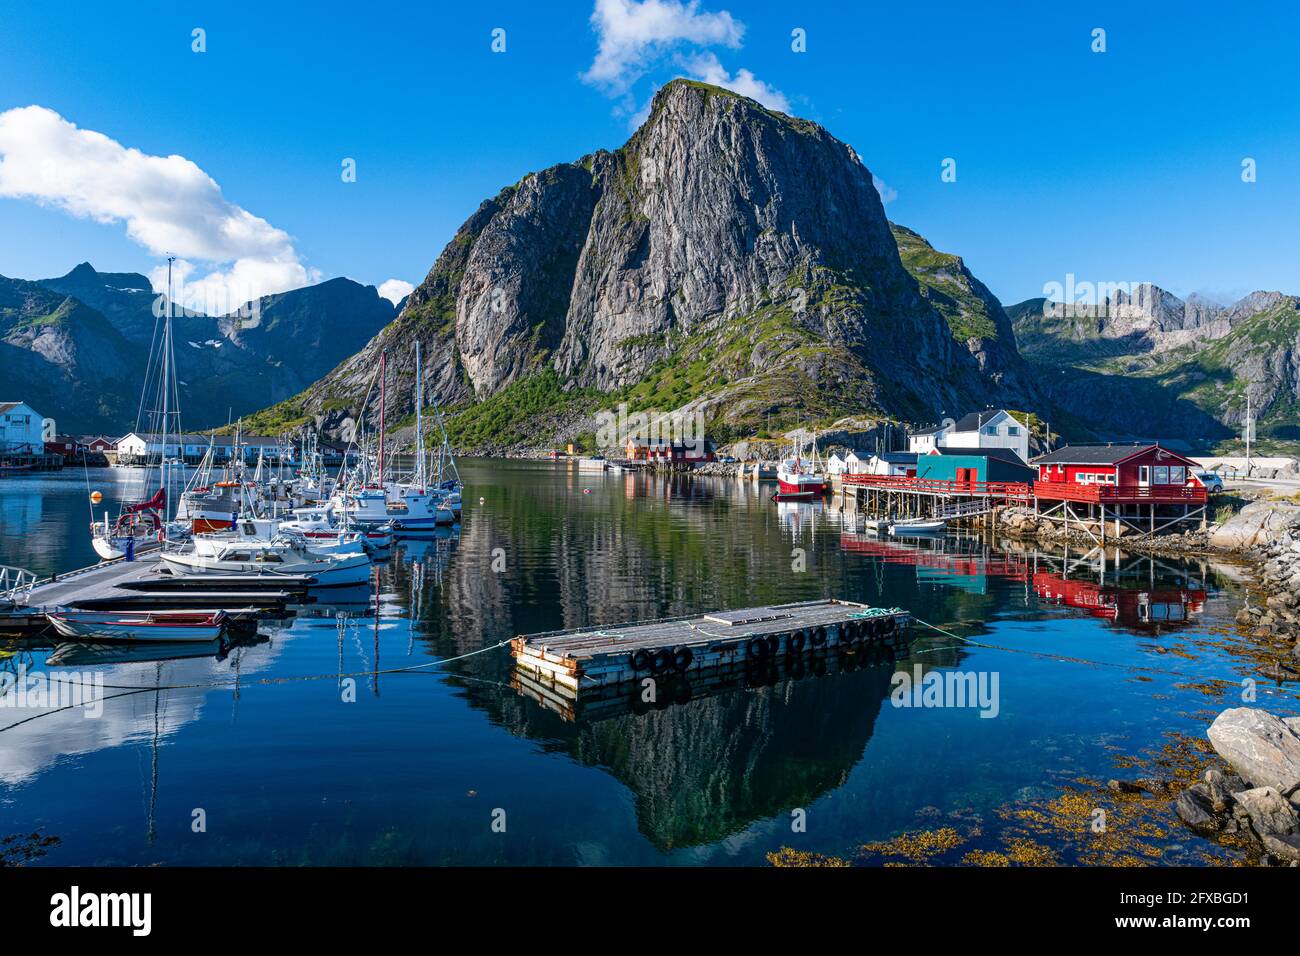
[389,341,455,531]
[92,257,187,560]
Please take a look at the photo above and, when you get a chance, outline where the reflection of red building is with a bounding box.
[1032,572,1206,630]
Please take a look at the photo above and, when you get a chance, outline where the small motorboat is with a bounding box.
[46,610,228,643]
[889,519,946,534]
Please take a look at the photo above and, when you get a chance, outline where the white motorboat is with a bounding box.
[161,532,373,586]
[276,506,393,553]
[46,610,228,643]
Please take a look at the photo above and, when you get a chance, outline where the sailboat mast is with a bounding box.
[415,341,424,488]
[162,256,174,524]
[378,350,387,486]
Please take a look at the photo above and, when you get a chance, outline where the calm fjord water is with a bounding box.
[1,460,1295,866]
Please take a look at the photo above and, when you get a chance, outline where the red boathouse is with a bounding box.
[1031,444,1208,540]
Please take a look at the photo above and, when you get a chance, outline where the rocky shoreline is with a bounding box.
[1174,707,1300,864]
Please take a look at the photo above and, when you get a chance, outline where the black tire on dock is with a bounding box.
[881,616,897,635]
[632,649,652,671]
[673,645,693,671]
[811,627,827,647]
[747,637,769,659]
[840,624,857,647]
[652,648,674,673]
[788,631,806,653]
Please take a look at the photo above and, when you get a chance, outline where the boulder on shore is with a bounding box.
[1207,708,1300,795]
[1209,500,1300,550]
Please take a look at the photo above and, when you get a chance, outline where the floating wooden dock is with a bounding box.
[511,598,910,695]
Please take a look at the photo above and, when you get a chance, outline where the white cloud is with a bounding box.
[584,0,743,93]
[679,51,789,112]
[0,105,318,314]
[378,278,414,306]
[872,175,897,205]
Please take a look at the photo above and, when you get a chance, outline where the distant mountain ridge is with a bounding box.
[1,265,395,433]
[1009,285,1300,444]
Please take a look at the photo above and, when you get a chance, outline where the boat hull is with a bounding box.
[47,612,226,643]
[160,551,372,587]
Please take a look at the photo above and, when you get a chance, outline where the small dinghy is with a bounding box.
[889,519,946,534]
[46,610,228,643]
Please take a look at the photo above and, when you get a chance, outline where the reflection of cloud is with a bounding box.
[0,641,284,787]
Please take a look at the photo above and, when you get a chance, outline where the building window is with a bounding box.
[1139,466,1150,484]
[1153,466,1169,485]
[1007,426,1019,436]
[1169,465,1185,484]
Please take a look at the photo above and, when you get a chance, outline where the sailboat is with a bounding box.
[389,341,455,531]
[91,257,187,560]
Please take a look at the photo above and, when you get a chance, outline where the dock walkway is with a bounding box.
[512,598,910,694]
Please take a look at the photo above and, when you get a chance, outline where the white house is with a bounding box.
[843,451,867,474]
[117,432,285,461]
[946,410,1030,462]
[867,451,919,476]
[909,410,1030,462]
[908,422,952,454]
[825,452,847,476]
[0,402,47,454]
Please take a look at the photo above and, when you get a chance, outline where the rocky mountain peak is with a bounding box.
[250,78,1038,445]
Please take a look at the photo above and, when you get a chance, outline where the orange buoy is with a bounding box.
[90,491,103,504]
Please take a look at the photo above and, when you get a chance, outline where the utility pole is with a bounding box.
[1245,392,1253,475]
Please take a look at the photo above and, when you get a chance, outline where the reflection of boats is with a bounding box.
[47,610,228,643]
[45,637,256,666]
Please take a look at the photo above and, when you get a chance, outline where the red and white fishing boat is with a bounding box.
[776,435,828,499]
[46,610,228,643]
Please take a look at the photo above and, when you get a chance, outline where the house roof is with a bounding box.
[931,446,1030,467]
[121,432,282,446]
[911,423,949,436]
[879,451,919,464]
[0,401,31,414]
[952,409,1020,432]
[1032,443,1196,466]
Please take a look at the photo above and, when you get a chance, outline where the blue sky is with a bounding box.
[1,0,1298,309]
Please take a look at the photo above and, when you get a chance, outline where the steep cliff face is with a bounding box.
[260,79,1036,445]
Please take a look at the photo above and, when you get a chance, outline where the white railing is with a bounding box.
[0,565,37,605]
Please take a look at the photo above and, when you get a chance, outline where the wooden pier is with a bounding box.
[511,598,910,696]
[0,553,310,635]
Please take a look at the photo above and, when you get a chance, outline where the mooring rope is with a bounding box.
[0,638,514,734]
